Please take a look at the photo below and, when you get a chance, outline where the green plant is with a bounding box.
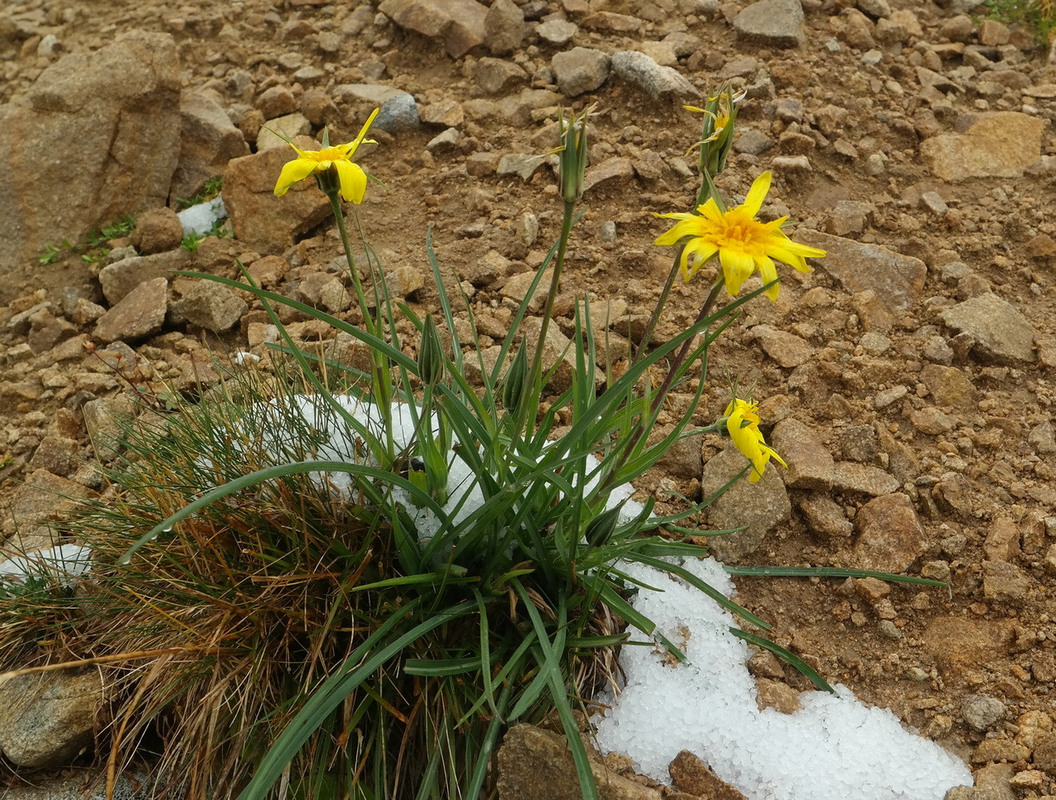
[38,215,136,265]
[985,0,1056,43]
[181,217,232,252]
[5,98,945,800]
[174,175,224,211]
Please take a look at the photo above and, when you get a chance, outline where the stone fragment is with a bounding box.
[256,86,297,119]
[832,462,899,496]
[171,91,248,201]
[496,723,663,800]
[799,231,926,312]
[224,139,330,254]
[93,277,168,344]
[910,407,956,435]
[850,493,925,571]
[484,0,526,55]
[920,364,976,407]
[255,113,311,151]
[1028,420,1056,454]
[130,207,184,255]
[962,695,1007,732]
[702,446,792,561]
[735,0,805,47]
[582,157,634,194]
[0,672,105,768]
[99,250,189,306]
[0,31,180,272]
[537,19,578,45]
[82,395,136,463]
[798,494,852,539]
[750,325,814,367]
[521,317,584,393]
[982,560,1031,603]
[474,57,528,95]
[771,418,834,489]
[376,92,420,134]
[379,0,488,58]
[1034,734,1056,773]
[581,11,643,32]
[497,153,547,181]
[426,128,461,155]
[971,738,1030,765]
[172,282,248,333]
[669,750,750,799]
[983,516,1021,562]
[921,112,1045,181]
[941,293,1036,365]
[10,469,91,527]
[610,50,700,100]
[551,47,611,97]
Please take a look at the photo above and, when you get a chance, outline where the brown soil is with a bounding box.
[2,0,1056,795]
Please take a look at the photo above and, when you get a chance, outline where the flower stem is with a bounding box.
[518,198,575,437]
[633,246,682,363]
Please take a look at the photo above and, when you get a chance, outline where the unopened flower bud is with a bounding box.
[417,314,445,386]
[585,504,623,548]
[558,106,592,206]
[501,343,528,415]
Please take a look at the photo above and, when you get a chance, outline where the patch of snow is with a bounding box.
[177,195,227,236]
[0,544,93,587]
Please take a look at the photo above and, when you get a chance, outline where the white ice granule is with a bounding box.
[177,195,227,236]
[592,557,973,800]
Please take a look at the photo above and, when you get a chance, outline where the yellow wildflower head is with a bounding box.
[723,398,786,484]
[274,108,379,203]
[653,171,826,301]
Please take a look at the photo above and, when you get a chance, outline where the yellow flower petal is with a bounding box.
[274,157,318,197]
[743,171,771,216]
[334,160,368,204]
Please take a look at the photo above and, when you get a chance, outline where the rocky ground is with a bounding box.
[1,0,1056,796]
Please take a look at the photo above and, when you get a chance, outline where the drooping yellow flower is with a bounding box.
[724,398,786,484]
[274,108,379,203]
[654,172,826,300]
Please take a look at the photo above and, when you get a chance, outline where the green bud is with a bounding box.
[558,106,592,206]
[501,343,529,416]
[689,85,745,178]
[585,503,623,548]
[417,314,445,386]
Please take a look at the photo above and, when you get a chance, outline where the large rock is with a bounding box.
[93,276,169,344]
[551,47,611,98]
[0,31,180,273]
[610,51,700,100]
[223,138,330,254]
[734,0,806,47]
[941,292,1037,365]
[849,493,926,571]
[799,231,926,312]
[0,672,105,768]
[702,445,792,561]
[921,112,1045,181]
[379,0,488,58]
[170,91,248,202]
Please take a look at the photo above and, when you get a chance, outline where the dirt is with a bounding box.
[2,0,1056,795]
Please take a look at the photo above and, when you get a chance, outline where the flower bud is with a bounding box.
[585,503,623,548]
[417,314,445,386]
[558,106,592,206]
[501,343,528,415]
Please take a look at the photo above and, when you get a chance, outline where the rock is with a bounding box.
[0,31,180,272]
[971,738,1030,765]
[497,153,547,180]
[771,418,835,489]
[750,325,814,367]
[982,560,1031,603]
[962,695,1007,732]
[27,435,80,477]
[130,208,184,255]
[1034,733,1056,773]
[474,58,528,95]
[850,493,926,571]
[583,157,634,194]
[669,750,750,799]
[945,764,1016,800]
[984,517,1021,562]
[376,92,420,133]
[0,672,105,768]
[702,445,792,561]
[496,723,663,800]
[1028,420,1056,454]
[910,407,956,435]
[223,138,330,254]
[537,18,578,45]
[9,469,91,527]
[256,86,297,119]
[172,282,248,332]
[551,47,611,97]
[426,127,461,155]
[99,250,190,306]
[93,277,169,344]
[255,112,312,151]
[379,0,488,58]
[610,51,700,100]
[920,364,976,407]
[581,12,643,33]
[941,293,1037,365]
[832,461,899,496]
[921,112,1045,181]
[171,91,248,202]
[484,0,526,55]
[798,494,853,539]
[734,0,806,47]
[799,231,926,312]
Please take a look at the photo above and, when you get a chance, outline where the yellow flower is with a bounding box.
[654,171,826,301]
[274,108,379,203]
[724,398,786,484]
